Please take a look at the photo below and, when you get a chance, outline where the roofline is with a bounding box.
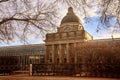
[0,43,45,48]
[87,38,120,42]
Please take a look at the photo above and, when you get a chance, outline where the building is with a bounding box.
[45,7,93,64]
[0,44,45,73]
[0,7,120,77]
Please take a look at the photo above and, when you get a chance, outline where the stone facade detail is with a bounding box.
[45,7,93,64]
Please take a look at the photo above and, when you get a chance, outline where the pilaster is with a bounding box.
[74,43,77,64]
[59,44,62,63]
[66,43,69,63]
[52,44,55,63]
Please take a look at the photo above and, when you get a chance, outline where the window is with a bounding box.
[71,58,74,63]
[57,58,59,63]
[64,58,67,63]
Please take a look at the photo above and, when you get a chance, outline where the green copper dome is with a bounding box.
[61,7,80,24]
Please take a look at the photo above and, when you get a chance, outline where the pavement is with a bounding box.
[0,74,119,80]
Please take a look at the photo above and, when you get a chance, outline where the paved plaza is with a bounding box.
[0,75,119,80]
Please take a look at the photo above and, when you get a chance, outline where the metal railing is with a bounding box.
[32,63,120,78]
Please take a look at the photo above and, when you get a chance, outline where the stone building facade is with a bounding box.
[0,7,120,76]
[45,7,93,64]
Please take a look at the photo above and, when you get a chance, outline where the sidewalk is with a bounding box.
[0,75,119,80]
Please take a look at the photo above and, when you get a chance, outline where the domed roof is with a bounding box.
[61,7,80,24]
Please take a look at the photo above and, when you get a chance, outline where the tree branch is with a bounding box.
[0,0,9,3]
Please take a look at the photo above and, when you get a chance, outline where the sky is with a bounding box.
[0,0,120,47]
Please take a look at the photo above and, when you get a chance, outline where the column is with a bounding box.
[52,44,55,63]
[74,43,77,64]
[45,45,48,63]
[66,43,69,63]
[29,64,32,76]
[59,44,62,63]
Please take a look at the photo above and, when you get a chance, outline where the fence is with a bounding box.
[32,63,120,78]
[0,65,20,76]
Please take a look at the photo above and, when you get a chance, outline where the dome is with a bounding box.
[61,7,80,24]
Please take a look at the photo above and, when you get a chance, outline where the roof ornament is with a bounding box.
[67,7,74,15]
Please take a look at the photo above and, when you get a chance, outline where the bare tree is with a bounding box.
[0,0,58,43]
[99,0,120,26]
[55,0,120,31]
[0,0,9,3]
[54,0,89,19]
[75,42,120,77]
[0,0,120,43]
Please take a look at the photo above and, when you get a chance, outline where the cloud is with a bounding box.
[74,0,99,24]
[85,0,99,17]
